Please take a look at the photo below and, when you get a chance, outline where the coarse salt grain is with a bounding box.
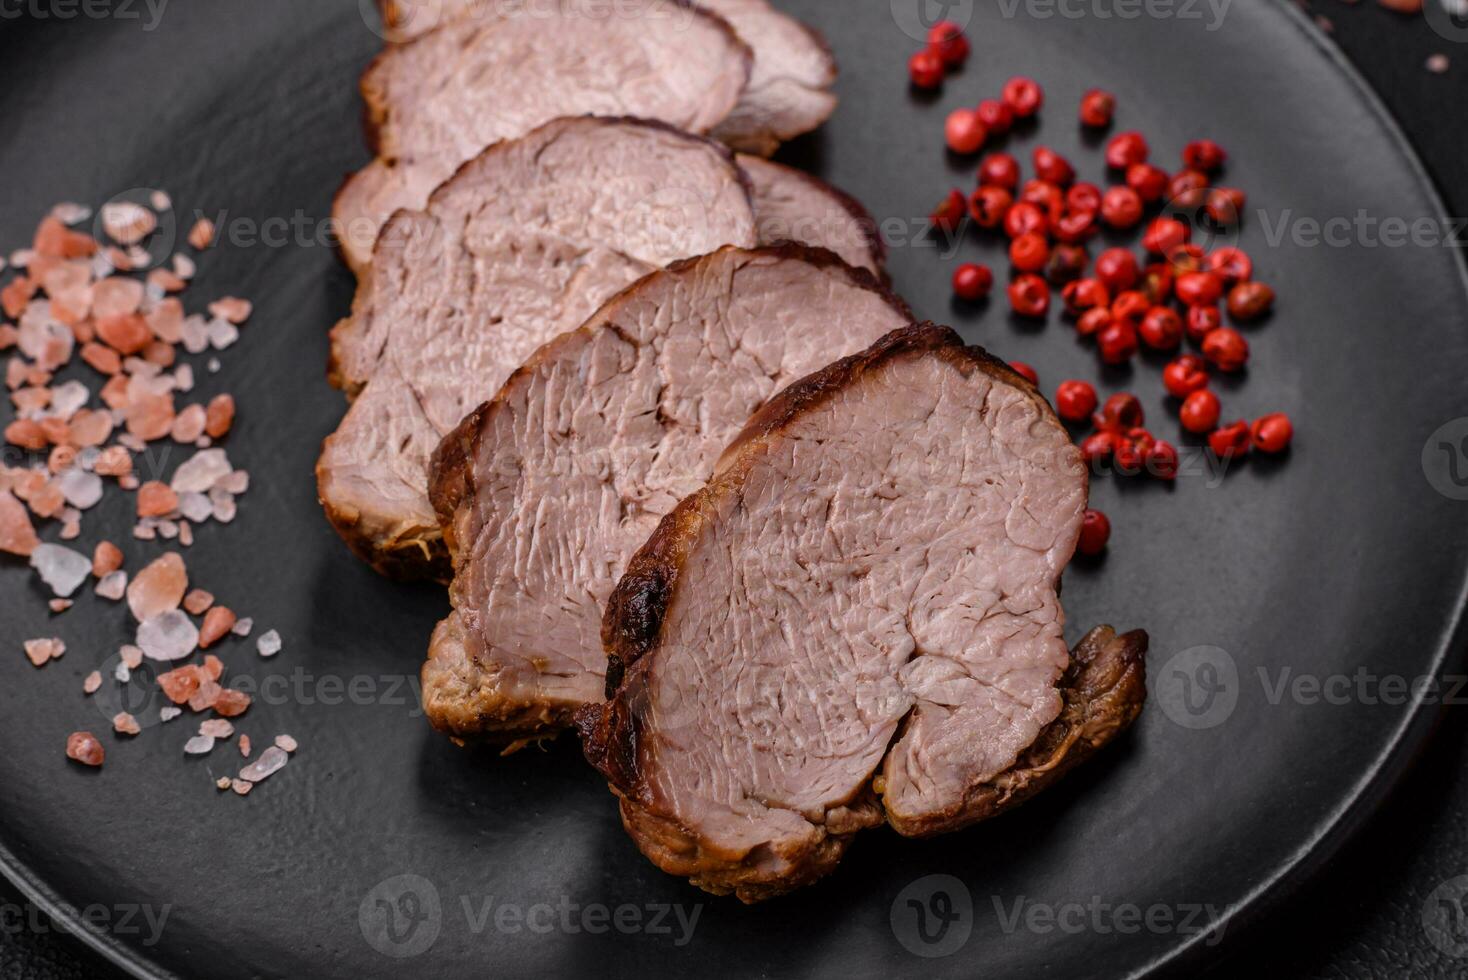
[183,735,215,755]
[257,630,282,658]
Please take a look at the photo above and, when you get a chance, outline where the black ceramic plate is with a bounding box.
[2,1,1467,977]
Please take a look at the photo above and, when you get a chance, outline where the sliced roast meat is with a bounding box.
[318,117,758,578]
[700,0,838,156]
[423,245,914,743]
[373,0,837,159]
[335,0,752,272]
[580,324,1147,901]
[739,155,883,276]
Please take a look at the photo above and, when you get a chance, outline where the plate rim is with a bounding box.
[1,2,1466,978]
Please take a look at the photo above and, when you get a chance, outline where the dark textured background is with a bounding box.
[0,2,1465,978]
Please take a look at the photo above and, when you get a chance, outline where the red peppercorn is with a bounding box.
[976,99,1015,138]
[1202,327,1249,372]
[1066,182,1102,215]
[1174,270,1224,307]
[1141,262,1174,303]
[1126,163,1169,203]
[1095,248,1140,292]
[1207,246,1253,284]
[1111,290,1150,323]
[1227,281,1275,321]
[968,186,1013,229]
[1206,187,1246,225]
[1098,392,1145,430]
[945,108,988,155]
[1055,380,1099,422]
[1008,273,1051,318]
[1105,131,1149,170]
[1167,169,1211,210]
[1139,306,1183,350]
[1009,361,1039,385]
[1021,180,1065,224]
[1079,89,1115,128]
[1080,430,1118,464]
[1167,243,1206,276]
[1076,307,1112,338]
[1183,138,1228,173]
[927,20,971,68]
[978,152,1020,189]
[1251,413,1294,454]
[1010,232,1051,274]
[1142,217,1190,255]
[1147,439,1180,481]
[930,189,967,233]
[952,262,994,301]
[1180,389,1221,434]
[1003,201,1048,239]
[1098,319,1139,364]
[909,50,945,90]
[1114,436,1145,476]
[1077,509,1111,556]
[1185,304,1222,343]
[1002,76,1044,118]
[1046,243,1090,285]
[1053,209,1099,245]
[1208,420,1252,459]
[1100,186,1144,229]
[1062,277,1110,316]
[1033,146,1075,186]
[1162,354,1210,398]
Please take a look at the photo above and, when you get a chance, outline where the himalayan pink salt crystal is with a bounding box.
[68,409,113,447]
[92,540,123,576]
[59,516,82,541]
[126,552,187,621]
[178,521,193,547]
[30,543,91,597]
[208,297,252,324]
[239,735,252,758]
[145,298,184,344]
[256,630,282,658]
[66,731,104,767]
[100,202,156,246]
[112,713,141,736]
[199,719,234,739]
[56,469,102,510]
[215,777,232,791]
[213,689,251,718]
[231,779,253,796]
[83,671,102,694]
[47,379,89,418]
[199,606,236,649]
[215,470,249,495]
[274,735,298,753]
[137,610,199,662]
[231,617,253,637]
[188,218,215,250]
[204,394,234,439]
[183,589,214,615]
[28,482,66,520]
[149,190,172,212]
[0,489,39,556]
[159,706,181,722]
[157,665,202,704]
[170,404,206,443]
[239,746,288,784]
[177,493,211,523]
[94,446,132,477]
[170,448,230,493]
[95,571,127,601]
[24,637,64,667]
[188,678,222,713]
[91,276,145,318]
[202,655,224,682]
[172,253,196,280]
[183,734,214,755]
[136,481,179,518]
[120,645,143,669]
[1427,53,1449,74]
[206,318,238,350]
[48,599,72,614]
[124,392,175,442]
[114,662,131,683]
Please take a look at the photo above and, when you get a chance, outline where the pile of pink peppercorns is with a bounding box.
[910,22,1294,556]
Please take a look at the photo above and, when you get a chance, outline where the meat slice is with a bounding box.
[423,245,914,743]
[335,0,752,272]
[373,0,837,158]
[579,324,1148,901]
[701,0,838,156]
[739,155,883,276]
[318,117,758,578]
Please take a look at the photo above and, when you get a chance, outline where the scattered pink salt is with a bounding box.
[112,712,141,736]
[48,599,72,614]
[230,779,252,796]
[0,489,39,556]
[83,671,102,694]
[136,481,179,518]
[183,589,214,615]
[92,540,123,577]
[24,637,64,667]
[239,735,252,758]
[213,689,251,718]
[188,218,215,250]
[208,297,251,324]
[126,552,187,621]
[199,606,237,649]
[274,735,298,753]
[65,731,104,767]
[199,719,234,739]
